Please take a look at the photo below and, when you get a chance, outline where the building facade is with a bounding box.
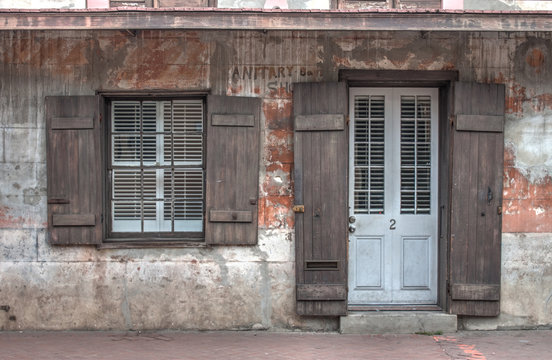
[1,1,552,332]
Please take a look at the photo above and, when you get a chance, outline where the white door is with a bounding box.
[348,88,439,305]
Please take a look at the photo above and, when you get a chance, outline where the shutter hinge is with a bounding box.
[293,205,305,213]
[101,214,104,223]
[497,206,502,215]
[446,281,451,295]
[346,115,350,126]
[449,115,455,128]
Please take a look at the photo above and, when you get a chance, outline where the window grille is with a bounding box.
[110,99,204,233]
[400,95,431,214]
[353,95,385,214]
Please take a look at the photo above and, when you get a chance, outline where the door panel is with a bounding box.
[402,236,430,289]
[355,236,384,288]
[348,88,438,305]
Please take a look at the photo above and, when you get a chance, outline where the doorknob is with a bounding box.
[349,224,356,233]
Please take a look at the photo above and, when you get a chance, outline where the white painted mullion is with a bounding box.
[348,91,356,218]
[385,90,395,219]
[156,102,164,231]
[414,96,418,214]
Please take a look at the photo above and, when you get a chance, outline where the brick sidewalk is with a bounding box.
[1,330,550,359]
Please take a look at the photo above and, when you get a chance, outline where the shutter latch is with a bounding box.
[293,205,305,213]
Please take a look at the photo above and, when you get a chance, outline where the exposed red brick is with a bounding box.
[263,100,292,131]
[266,145,293,165]
[502,148,552,233]
[258,196,266,227]
[267,86,293,100]
[503,199,552,233]
[526,48,545,73]
[266,128,292,143]
[263,196,294,229]
[505,84,528,114]
[262,171,292,197]
[266,162,292,173]
[503,167,552,202]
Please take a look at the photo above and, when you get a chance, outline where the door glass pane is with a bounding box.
[400,95,431,214]
[354,95,385,214]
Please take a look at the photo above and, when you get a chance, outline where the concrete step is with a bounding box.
[340,311,457,334]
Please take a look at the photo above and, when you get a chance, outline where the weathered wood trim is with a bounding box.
[340,69,459,87]
[209,210,253,223]
[212,114,255,127]
[296,284,347,301]
[1,10,552,31]
[52,214,96,226]
[295,114,344,131]
[51,117,94,130]
[451,284,500,301]
[349,304,443,311]
[456,115,504,133]
[97,90,209,97]
[98,240,208,249]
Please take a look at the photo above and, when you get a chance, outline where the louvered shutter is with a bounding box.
[205,95,261,245]
[449,82,505,316]
[294,82,348,316]
[46,96,103,245]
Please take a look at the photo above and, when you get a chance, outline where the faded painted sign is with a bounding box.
[228,65,322,96]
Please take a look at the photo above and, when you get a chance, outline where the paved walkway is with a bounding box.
[1,330,551,359]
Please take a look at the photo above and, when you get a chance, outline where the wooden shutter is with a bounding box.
[449,82,505,316]
[46,96,103,245]
[294,82,348,316]
[205,95,261,245]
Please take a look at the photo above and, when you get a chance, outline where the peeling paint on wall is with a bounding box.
[505,112,552,182]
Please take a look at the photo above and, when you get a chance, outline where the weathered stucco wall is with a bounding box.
[1,29,552,330]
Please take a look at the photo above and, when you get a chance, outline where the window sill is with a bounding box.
[98,240,208,249]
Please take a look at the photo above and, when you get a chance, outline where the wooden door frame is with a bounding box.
[339,69,458,311]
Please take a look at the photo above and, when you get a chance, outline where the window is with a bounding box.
[46,94,260,246]
[108,98,205,240]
